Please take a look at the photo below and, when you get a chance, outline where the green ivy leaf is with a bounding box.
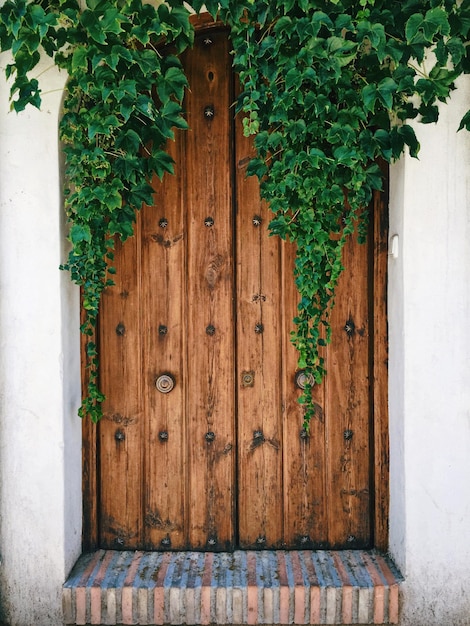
[377,77,397,110]
[70,224,92,245]
[362,83,377,112]
[406,13,425,44]
[157,66,188,103]
[72,46,88,72]
[458,109,470,132]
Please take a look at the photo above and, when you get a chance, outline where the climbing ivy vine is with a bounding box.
[1,0,470,423]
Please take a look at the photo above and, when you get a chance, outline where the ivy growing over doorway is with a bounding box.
[1,0,470,424]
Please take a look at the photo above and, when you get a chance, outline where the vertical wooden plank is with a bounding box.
[141,133,187,550]
[185,30,235,550]
[325,223,371,547]
[235,125,284,548]
[281,239,328,548]
[81,296,98,551]
[98,226,144,549]
[372,172,390,551]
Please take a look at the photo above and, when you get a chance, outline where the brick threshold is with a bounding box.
[63,549,403,625]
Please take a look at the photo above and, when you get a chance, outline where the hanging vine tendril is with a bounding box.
[1,0,470,423]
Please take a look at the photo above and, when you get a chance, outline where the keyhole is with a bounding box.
[208,71,214,81]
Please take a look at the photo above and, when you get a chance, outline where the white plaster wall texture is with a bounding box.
[389,76,470,625]
[0,56,82,625]
[0,52,470,626]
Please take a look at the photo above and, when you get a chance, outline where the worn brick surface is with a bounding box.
[63,550,403,625]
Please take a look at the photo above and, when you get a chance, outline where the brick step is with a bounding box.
[63,549,403,625]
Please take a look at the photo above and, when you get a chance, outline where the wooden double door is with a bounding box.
[93,25,388,552]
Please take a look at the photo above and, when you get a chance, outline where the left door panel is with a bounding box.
[98,28,236,551]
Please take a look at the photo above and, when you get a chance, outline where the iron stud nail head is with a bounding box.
[252,215,262,227]
[161,537,171,547]
[300,535,310,544]
[300,428,309,440]
[206,324,216,336]
[115,322,125,336]
[203,37,213,46]
[159,431,169,442]
[204,105,215,119]
[159,217,168,229]
[115,430,125,442]
[253,430,264,440]
[344,429,353,441]
[256,535,266,545]
[204,216,214,227]
[254,323,264,334]
[158,325,168,336]
[207,536,217,546]
[205,431,216,442]
[344,318,355,337]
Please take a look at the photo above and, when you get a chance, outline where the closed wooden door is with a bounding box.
[95,26,387,552]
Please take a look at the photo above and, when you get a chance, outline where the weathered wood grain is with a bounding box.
[88,23,389,552]
[235,119,284,548]
[98,223,144,549]
[142,134,186,549]
[326,225,371,547]
[184,30,235,550]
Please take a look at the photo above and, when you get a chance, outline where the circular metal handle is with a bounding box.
[295,369,315,390]
[241,371,255,387]
[155,374,175,394]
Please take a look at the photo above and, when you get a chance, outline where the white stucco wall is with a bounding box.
[0,56,82,624]
[389,76,470,625]
[0,53,469,626]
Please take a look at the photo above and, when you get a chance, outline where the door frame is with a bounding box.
[81,13,390,553]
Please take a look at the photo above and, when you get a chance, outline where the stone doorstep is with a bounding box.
[63,549,403,625]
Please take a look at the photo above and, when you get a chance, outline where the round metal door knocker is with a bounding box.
[155,373,175,394]
[295,369,315,390]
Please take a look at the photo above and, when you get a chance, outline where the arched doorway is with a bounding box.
[82,17,389,553]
